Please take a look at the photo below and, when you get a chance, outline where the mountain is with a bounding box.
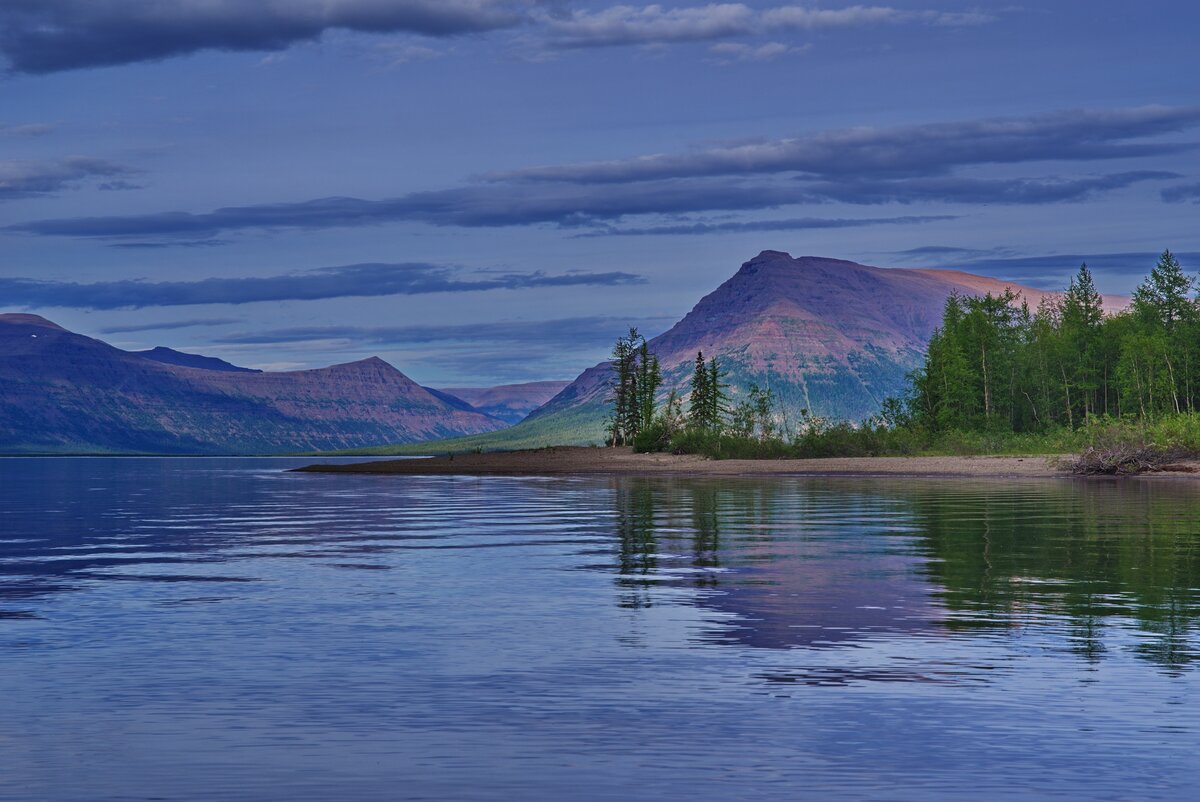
[0,314,505,454]
[135,346,261,373]
[372,251,1128,453]
[435,381,571,424]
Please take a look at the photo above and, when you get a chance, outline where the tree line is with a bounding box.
[607,328,781,449]
[907,250,1197,433]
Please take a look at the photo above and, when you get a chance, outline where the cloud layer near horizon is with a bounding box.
[212,315,667,347]
[0,262,643,310]
[8,106,1194,242]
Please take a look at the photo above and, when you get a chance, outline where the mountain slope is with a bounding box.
[368,252,1128,453]
[0,314,505,454]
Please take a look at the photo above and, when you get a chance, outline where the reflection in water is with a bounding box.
[2,460,1199,801]
[911,480,1200,672]
[612,477,1200,670]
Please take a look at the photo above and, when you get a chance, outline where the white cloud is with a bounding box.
[542,3,997,48]
[708,40,799,62]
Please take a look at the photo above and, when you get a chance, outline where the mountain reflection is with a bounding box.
[611,477,1200,670]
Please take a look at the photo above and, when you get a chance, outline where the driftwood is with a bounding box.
[1068,444,1192,476]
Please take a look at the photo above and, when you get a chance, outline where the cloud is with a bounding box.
[7,178,825,237]
[109,239,228,249]
[540,3,994,49]
[890,245,1018,261]
[0,157,137,200]
[931,251,1200,291]
[490,106,1200,184]
[0,122,55,137]
[575,213,957,236]
[807,171,1178,205]
[761,6,993,29]
[1162,182,1200,203]
[0,0,526,73]
[100,317,242,334]
[11,170,1172,241]
[708,41,797,63]
[212,316,668,347]
[9,106,1189,239]
[0,262,644,310]
[373,42,447,67]
[541,3,756,48]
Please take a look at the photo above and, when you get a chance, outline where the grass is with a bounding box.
[651,423,1083,461]
[653,414,1200,475]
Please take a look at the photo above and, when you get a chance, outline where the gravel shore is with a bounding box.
[296,446,1072,478]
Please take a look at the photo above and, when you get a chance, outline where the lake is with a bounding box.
[1,458,1197,800]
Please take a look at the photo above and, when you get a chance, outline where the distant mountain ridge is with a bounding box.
[135,346,261,373]
[0,314,506,454]
[436,381,570,424]
[387,252,1129,452]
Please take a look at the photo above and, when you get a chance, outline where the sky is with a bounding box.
[1,1,1198,384]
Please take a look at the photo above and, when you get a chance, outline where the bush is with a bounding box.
[632,419,674,453]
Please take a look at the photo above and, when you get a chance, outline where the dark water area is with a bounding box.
[1,458,1198,801]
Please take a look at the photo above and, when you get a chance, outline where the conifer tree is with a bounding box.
[707,357,726,429]
[1061,263,1104,418]
[688,351,710,429]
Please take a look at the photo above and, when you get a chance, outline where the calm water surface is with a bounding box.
[1,458,1198,800]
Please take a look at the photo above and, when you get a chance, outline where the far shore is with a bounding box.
[295,446,1098,479]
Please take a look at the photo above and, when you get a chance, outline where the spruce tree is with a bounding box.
[688,351,710,429]
[1061,263,1104,419]
[707,357,726,430]
[607,328,641,445]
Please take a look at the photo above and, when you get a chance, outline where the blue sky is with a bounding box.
[1,1,1198,383]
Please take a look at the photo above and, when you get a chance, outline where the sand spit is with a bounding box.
[296,446,1079,479]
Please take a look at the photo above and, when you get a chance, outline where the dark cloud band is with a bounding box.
[574,214,959,237]
[0,0,525,73]
[1162,182,1200,203]
[0,157,136,200]
[0,262,644,310]
[9,170,1174,241]
[489,106,1200,184]
[212,316,671,347]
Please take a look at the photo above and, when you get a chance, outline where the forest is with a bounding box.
[616,251,1200,469]
[910,250,1197,431]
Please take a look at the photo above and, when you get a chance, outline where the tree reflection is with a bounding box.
[610,476,1200,671]
[910,480,1200,671]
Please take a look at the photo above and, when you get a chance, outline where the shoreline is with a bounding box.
[294,446,1084,479]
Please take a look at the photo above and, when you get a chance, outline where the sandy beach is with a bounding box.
[297,446,1079,478]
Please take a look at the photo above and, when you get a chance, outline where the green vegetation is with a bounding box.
[911,252,1196,429]
[317,401,608,456]
[631,251,1200,469]
[606,327,662,446]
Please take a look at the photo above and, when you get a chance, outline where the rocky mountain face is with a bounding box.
[494,251,1130,446]
[436,381,570,424]
[0,314,506,454]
